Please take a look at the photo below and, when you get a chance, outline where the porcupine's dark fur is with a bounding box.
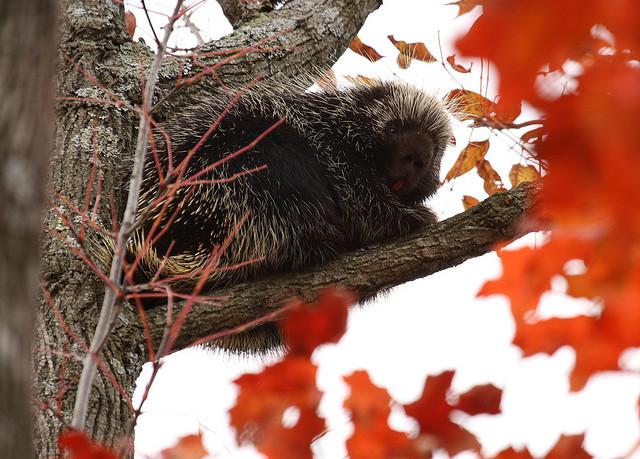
[116,79,453,353]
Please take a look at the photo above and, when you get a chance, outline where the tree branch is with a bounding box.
[141,182,542,352]
[152,0,383,117]
[217,0,280,28]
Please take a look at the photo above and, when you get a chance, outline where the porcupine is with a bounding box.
[121,78,453,352]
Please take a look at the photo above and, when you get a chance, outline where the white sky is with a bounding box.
[125,1,640,458]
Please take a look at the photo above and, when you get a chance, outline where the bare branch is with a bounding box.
[140,182,542,352]
[71,0,186,431]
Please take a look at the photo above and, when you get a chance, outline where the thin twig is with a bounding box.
[71,0,186,431]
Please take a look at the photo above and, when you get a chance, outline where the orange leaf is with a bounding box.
[455,1,640,101]
[404,371,480,456]
[457,384,502,415]
[446,54,472,73]
[494,97,522,124]
[231,357,324,459]
[161,434,208,459]
[124,11,136,38]
[462,195,480,210]
[476,159,505,195]
[345,371,423,459]
[546,434,590,459]
[281,288,352,356]
[350,36,383,62]
[521,127,544,144]
[446,0,482,17]
[388,35,437,69]
[446,89,492,122]
[478,239,587,318]
[509,164,540,187]
[515,302,640,391]
[492,447,535,459]
[58,431,118,459]
[445,140,490,181]
[446,89,521,126]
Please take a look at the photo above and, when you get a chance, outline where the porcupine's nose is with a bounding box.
[407,136,434,177]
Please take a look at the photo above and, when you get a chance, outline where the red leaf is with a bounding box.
[457,384,502,415]
[345,371,423,459]
[455,1,640,101]
[161,434,208,459]
[231,357,324,459]
[58,431,118,459]
[281,288,352,356]
[492,447,535,459]
[404,371,480,456]
[546,434,590,459]
[478,238,586,318]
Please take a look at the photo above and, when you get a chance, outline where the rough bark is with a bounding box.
[217,0,281,27]
[150,0,383,120]
[36,0,382,457]
[35,1,142,455]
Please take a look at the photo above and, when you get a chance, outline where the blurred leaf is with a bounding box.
[161,434,208,459]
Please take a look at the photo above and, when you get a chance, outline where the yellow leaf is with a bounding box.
[462,195,481,210]
[509,164,540,187]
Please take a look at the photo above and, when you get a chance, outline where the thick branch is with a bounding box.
[142,182,542,352]
[217,0,280,28]
[153,0,382,117]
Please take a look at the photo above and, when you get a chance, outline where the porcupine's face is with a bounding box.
[376,119,441,204]
[371,87,452,205]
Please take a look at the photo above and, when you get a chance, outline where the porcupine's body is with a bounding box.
[129,79,452,352]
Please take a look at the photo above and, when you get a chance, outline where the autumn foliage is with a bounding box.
[227,0,640,457]
[231,290,507,459]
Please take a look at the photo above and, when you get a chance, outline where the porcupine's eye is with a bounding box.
[387,120,401,135]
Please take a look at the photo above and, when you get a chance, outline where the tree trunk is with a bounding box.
[0,0,57,457]
[35,0,382,456]
[34,1,144,455]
